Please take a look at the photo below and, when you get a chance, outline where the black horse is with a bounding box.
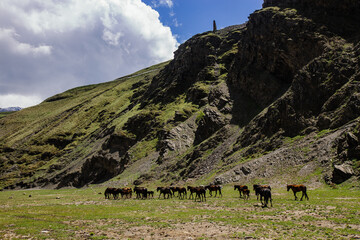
[253,184,271,200]
[258,188,272,207]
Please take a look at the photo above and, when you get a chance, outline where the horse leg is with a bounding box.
[264,197,268,207]
[293,190,297,200]
[305,191,309,200]
[219,189,222,197]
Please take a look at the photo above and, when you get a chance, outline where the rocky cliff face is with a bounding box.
[0,1,359,189]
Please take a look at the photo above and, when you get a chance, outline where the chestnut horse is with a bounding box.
[287,184,309,201]
[121,187,132,199]
[234,185,248,198]
[242,189,250,200]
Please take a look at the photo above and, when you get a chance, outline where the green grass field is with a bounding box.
[0,185,359,239]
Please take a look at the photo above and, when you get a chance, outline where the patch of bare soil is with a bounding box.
[70,220,253,240]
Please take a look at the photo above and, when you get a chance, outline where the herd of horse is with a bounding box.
[104,184,309,208]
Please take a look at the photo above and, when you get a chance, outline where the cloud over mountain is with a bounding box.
[0,0,178,108]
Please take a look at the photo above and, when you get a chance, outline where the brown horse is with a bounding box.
[134,186,148,199]
[187,186,197,199]
[234,185,248,198]
[120,187,132,199]
[253,184,271,200]
[104,187,121,199]
[170,186,187,198]
[205,185,222,197]
[287,184,309,201]
[194,187,206,202]
[157,187,172,199]
[177,187,187,199]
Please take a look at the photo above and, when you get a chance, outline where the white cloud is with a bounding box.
[159,0,173,8]
[151,0,173,8]
[0,94,42,108]
[0,0,178,107]
[0,28,51,56]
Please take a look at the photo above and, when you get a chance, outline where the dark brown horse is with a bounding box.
[147,190,154,198]
[205,185,222,197]
[253,184,271,200]
[177,187,187,199]
[104,187,121,199]
[234,185,248,198]
[120,187,132,199]
[104,187,115,199]
[134,186,148,199]
[259,188,272,207]
[242,189,250,200]
[187,186,197,199]
[194,186,206,202]
[287,184,309,201]
[157,187,172,199]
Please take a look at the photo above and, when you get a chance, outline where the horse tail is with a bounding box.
[304,186,309,200]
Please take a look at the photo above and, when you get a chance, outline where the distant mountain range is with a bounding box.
[0,107,22,112]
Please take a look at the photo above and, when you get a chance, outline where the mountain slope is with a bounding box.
[0,0,359,189]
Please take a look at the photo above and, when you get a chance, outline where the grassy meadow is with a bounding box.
[0,185,359,239]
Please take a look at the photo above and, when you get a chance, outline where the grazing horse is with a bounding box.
[134,187,148,199]
[170,186,180,197]
[259,188,272,207]
[205,185,222,197]
[147,190,154,198]
[187,186,197,199]
[194,187,206,202]
[287,184,309,201]
[234,185,248,198]
[178,187,187,199]
[253,184,271,200]
[121,188,132,199]
[157,187,172,199]
[242,189,250,200]
[104,187,120,199]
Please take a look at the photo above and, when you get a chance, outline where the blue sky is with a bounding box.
[0,0,263,108]
[144,0,263,42]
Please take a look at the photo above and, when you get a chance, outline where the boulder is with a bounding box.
[332,163,355,184]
